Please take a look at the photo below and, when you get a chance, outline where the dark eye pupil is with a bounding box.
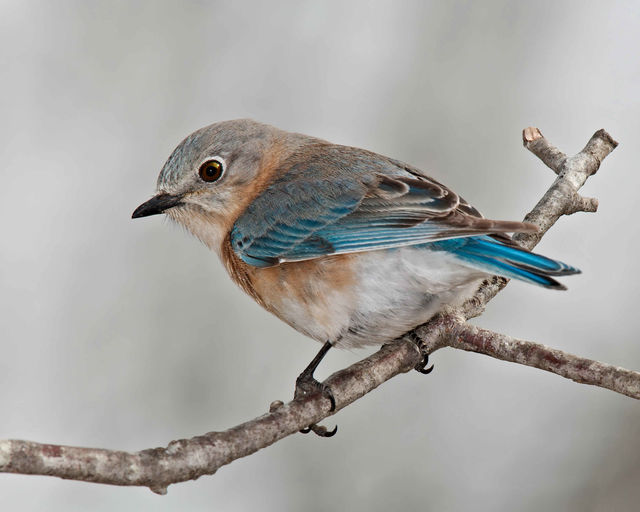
[199,160,223,182]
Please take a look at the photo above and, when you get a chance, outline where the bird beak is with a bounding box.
[132,193,184,219]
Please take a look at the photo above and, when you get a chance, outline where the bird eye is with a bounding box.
[198,159,224,183]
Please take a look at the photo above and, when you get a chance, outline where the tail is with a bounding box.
[433,236,580,290]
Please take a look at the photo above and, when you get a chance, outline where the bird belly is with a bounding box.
[246,246,486,349]
[339,247,485,348]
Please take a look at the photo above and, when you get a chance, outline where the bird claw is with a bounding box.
[294,373,336,411]
[406,331,435,375]
[295,367,337,437]
[300,423,338,437]
[294,341,338,437]
[415,353,434,374]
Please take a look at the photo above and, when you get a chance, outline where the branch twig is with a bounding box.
[0,127,624,493]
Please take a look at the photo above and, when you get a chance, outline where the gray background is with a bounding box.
[1,1,639,510]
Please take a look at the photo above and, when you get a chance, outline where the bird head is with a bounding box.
[132,119,286,251]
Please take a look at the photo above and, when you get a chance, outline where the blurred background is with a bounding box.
[1,1,639,510]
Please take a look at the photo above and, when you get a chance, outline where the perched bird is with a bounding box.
[133,119,578,432]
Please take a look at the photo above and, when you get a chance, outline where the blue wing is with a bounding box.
[230,145,537,267]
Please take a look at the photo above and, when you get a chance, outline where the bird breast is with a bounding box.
[222,243,485,349]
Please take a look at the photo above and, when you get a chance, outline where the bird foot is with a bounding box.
[294,341,338,437]
[406,331,435,374]
[295,371,337,437]
[294,372,336,410]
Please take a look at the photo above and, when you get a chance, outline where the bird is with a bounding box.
[133,119,579,434]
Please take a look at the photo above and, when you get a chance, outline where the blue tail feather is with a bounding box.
[432,236,580,290]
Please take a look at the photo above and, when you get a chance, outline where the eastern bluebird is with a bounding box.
[133,119,578,429]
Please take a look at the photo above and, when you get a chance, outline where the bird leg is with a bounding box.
[295,341,337,437]
[406,330,435,374]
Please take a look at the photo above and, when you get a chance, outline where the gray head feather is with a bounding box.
[157,119,279,194]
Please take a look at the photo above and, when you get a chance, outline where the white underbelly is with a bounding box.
[277,246,486,349]
[335,247,485,348]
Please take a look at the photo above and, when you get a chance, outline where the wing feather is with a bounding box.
[231,147,536,267]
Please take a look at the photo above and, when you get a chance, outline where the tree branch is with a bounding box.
[445,323,640,400]
[0,127,626,494]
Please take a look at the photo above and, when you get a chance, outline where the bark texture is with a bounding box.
[0,127,628,494]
